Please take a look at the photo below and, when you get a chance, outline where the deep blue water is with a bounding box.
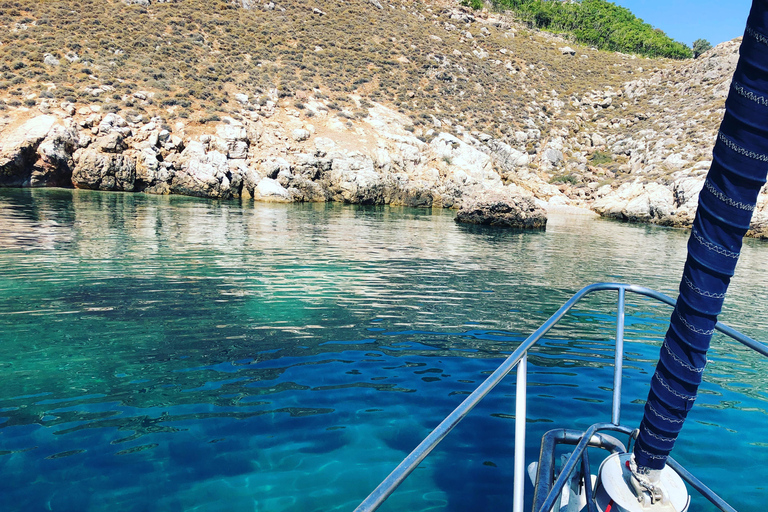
[0,188,766,511]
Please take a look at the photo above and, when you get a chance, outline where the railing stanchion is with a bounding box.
[612,287,626,425]
[354,283,767,512]
[513,353,528,512]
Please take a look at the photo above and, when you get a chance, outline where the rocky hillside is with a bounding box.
[583,39,749,228]
[1,0,766,236]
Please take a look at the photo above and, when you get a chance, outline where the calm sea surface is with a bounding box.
[0,188,766,511]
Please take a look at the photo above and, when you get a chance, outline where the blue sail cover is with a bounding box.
[633,0,768,470]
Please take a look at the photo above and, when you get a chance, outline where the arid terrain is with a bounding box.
[2,0,767,236]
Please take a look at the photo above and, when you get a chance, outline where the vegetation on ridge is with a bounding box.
[487,0,693,59]
[0,0,652,145]
[0,0,746,231]
[693,38,713,58]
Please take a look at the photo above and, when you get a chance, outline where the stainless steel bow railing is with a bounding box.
[354,282,768,512]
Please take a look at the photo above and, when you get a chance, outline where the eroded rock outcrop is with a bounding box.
[0,115,59,186]
[455,189,547,229]
[1,35,766,238]
[171,142,241,199]
[31,123,79,187]
[72,149,136,191]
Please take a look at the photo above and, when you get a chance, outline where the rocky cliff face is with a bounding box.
[577,39,752,230]
[585,38,768,238]
[1,1,766,237]
[1,99,529,209]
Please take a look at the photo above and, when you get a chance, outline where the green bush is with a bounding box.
[550,174,578,185]
[200,113,221,123]
[692,38,712,59]
[461,0,483,9]
[590,151,613,165]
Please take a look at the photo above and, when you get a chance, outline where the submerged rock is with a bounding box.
[455,189,547,229]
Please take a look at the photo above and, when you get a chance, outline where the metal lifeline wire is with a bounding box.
[633,0,768,470]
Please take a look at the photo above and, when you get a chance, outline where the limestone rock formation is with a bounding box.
[254,178,293,202]
[0,115,58,186]
[72,150,136,191]
[324,152,385,204]
[455,189,547,229]
[215,120,249,160]
[0,29,764,237]
[171,142,241,199]
[33,124,79,187]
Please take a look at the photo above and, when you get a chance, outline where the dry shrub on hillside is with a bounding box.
[0,0,652,145]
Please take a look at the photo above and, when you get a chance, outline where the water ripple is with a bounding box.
[0,189,766,512]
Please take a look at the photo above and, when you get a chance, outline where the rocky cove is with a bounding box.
[2,93,562,223]
[2,4,768,237]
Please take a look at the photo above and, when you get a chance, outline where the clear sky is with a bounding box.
[612,0,753,47]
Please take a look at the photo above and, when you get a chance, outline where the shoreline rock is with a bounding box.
[2,37,768,239]
[455,190,547,229]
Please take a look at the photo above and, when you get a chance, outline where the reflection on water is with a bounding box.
[0,188,766,511]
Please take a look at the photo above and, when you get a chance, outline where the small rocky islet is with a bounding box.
[1,0,766,236]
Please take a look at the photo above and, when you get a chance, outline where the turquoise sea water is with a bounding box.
[0,188,766,511]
